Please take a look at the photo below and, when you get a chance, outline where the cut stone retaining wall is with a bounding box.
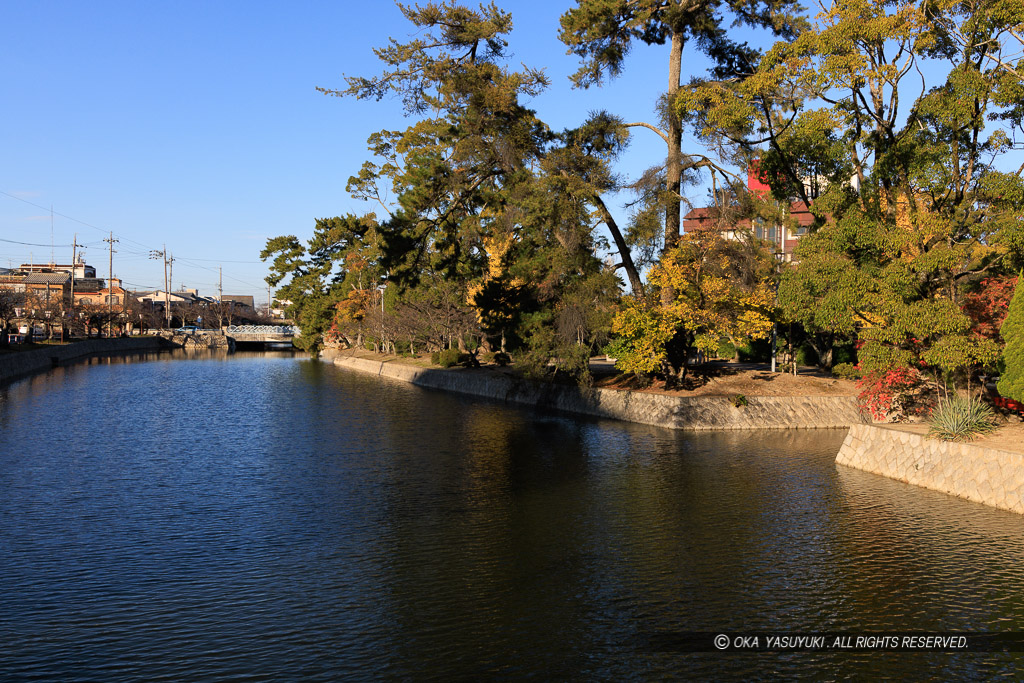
[334,356,868,432]
[0,337,168,385]
[837,423,1024,515]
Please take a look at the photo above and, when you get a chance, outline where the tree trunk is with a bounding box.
[665,30,684,250]
[592,194,644,295]
[659,30,685,314]
[808,332,835,369]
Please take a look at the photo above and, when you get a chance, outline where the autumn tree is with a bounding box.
[606,228,775,379]
[962,275,1018,341]
[686,0,1024,380]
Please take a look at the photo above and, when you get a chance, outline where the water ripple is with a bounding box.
[1,351,1023,680]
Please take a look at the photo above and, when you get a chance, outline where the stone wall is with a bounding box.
[334,356,868,432]
[837,423,1024,515]
[0,337,168,385]
[158,331,234,350]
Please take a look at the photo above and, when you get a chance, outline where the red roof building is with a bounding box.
[682,165,817,262]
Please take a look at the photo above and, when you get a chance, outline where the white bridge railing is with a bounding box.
[225,325,300,336]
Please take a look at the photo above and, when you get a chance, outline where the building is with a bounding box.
[682,166,817,262]
[132,288,214,308]
[18,260,96,279]
[0,262,132,338]
[221,295,255,311]
[682,202,814,262]
[23,272,72,308]
[73,277,128,309]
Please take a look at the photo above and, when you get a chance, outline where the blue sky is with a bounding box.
[9,3,1015,302]
[1,1,684,302]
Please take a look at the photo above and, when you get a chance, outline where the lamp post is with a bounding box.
[376,283,386,354]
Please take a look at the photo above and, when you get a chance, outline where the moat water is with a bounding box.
[1,351,1022,679]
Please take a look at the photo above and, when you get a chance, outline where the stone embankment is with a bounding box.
[837,424,1024,515]
[333,356,868,431]
[158,331,235,351]
[0,337,170,385]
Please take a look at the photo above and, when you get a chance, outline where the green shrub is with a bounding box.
[832,362,862,380]
[833,344,857,366]
[432,348,462,368]
[731,394,748,408]
[717,339,736,359]
[795,345,817,367]
[927,396,999,442]
[736,337,771,362]
[477,351,510,366]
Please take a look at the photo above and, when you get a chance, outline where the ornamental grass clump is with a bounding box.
[927,396,999,442]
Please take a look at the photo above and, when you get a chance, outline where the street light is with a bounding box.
[376,283,386,353]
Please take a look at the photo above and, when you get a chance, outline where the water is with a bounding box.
[1,351,1023,680]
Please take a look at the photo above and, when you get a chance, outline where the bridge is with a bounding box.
[224,324,300,344]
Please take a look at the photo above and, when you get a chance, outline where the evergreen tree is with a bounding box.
[314,2,621,374]
[998,275,1024,402]
[559,0,804,250]
[261,214,379,353]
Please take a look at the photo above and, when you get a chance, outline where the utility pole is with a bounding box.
[69,233,80,338]
[217,265,224,329]
[149,246,171,328]
[104,231,118,338]
[168,253,175,325]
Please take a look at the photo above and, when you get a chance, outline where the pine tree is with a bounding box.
[998,275,1024,402]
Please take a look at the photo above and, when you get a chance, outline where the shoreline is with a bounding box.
[838,424,1024,515]
[331,353,868,432]
[0,337,173,386]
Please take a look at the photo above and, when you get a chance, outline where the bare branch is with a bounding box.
[624,121,670,144]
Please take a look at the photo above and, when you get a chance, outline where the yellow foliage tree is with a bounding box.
[607,229,776,377]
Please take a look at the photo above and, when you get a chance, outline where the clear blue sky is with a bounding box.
[16,2,1009,304]
[0,1,697,302]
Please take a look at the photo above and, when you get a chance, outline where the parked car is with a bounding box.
[174,326,200,334]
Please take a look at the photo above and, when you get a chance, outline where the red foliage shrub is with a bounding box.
[962,275,1017,340]
[856,367,923,420]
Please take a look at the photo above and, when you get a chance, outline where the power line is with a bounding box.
[3,190,270,292]
[172,256,264,264]
[0,190,110,235]
[0,237,75,247]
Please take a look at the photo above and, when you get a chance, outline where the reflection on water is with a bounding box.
[0,353,1022,680]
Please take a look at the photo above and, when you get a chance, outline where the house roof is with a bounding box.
[682,201,816,231]
[131,289,202,302]
[23,272,70,284]
[222,295,255,308]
